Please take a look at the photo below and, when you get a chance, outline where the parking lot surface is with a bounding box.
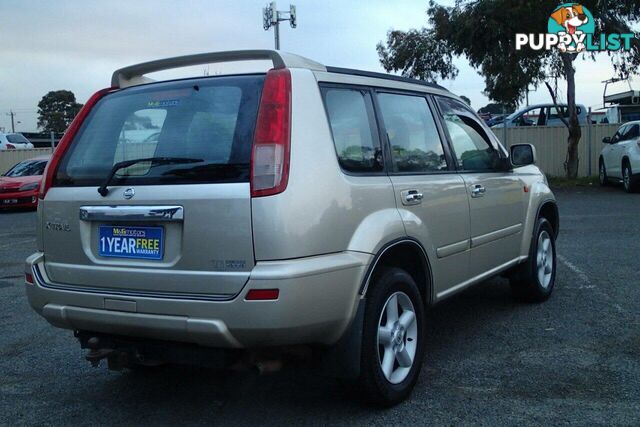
[1,185,638,425]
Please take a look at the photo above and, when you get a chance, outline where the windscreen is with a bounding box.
[54,75,264,187]
[4,159,47,177]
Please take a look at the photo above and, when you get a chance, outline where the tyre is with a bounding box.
[510,217,556,302]
[359,268,425,406]
[622,162,638,193]
[599,159,609,186]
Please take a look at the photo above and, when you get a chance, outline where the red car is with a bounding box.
[0,155,50,209]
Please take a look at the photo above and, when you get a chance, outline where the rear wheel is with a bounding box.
[622,162,638,193]
[510,217,556,302]
[359,268,425,406]
[599,159,609,186]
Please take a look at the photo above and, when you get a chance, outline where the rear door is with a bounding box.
[40,75,264,299]
[375,91,471,296]
[435,96,525,278]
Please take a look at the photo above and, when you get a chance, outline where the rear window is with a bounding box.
[54,75,264,187]
[6,134,30,144]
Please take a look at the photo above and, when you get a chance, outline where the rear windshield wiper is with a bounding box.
[98,157,203,196]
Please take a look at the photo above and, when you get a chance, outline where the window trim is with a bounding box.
[432,94,510,174]
[319,83,388,176]
[371,88,457,176]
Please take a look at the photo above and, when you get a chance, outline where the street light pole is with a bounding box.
[6,110,16,132]
[263,2,297,50]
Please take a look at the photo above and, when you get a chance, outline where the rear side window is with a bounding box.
[377,93,448,172]
[55,75,264,187]
[322,88,383,173]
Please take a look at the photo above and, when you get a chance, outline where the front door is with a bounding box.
[435,96,525,279]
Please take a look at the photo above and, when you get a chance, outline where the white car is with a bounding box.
[0,133,35,150]
[599,121,640,192]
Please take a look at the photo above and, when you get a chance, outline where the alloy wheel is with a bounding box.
[377,291,418,384]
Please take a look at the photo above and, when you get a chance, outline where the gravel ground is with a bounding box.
[0,185,638,425]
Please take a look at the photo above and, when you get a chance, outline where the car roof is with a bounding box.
[112,49,450,94]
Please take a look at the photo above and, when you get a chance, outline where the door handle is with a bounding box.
[470,184,486,198]
[401,189,423,205]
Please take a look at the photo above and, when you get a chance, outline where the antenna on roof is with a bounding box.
[262,2,297,50]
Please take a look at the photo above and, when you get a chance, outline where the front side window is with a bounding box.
[55,75,264,187]
[611,125,628,144]
[622,124,639,141]
[322,88,383,173]
[377,93,448,172]
[437,97,502,171]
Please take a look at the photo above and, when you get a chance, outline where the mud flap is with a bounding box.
[320,299,365,379]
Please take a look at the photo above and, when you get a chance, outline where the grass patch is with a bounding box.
[547,175,599,187]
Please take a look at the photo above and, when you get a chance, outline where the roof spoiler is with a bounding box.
[111,50,326,88]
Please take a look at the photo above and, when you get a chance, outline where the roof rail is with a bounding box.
[111,50,326,88]
[325,66,447,91]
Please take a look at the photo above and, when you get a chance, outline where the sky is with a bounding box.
[0,0,636,132]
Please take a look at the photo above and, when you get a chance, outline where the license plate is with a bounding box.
[2,199,18,204]
[99,226,164,260]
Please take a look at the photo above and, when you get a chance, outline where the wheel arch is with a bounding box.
[537,200,559,238]
[359,238,433,306]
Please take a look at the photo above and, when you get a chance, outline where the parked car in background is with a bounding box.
[25,50,558,406]
[0,133,35,150]
[0,156,49,208]
[599,121,640,193]
[492,104,588,128]
[486,114,507,127]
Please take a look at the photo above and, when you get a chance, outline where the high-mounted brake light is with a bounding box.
[250,68,291,198]
[39,87,116,200]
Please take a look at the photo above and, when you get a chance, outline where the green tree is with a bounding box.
[377,1,639,178]
[37,90,83,133]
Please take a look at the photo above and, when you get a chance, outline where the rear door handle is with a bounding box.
[401,189,423,206]
[470,184,486,198]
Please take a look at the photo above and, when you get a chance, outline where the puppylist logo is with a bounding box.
[516,3,634,53]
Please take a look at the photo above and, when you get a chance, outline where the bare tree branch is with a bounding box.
[544,81,570,129]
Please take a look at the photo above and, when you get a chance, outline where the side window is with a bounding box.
[623,124,639,141]
[377,93,448,172]
[436,97,501,171]
[323,88,383,173]
[611,125,628,144]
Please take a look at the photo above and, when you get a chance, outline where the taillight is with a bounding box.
[6,144,15,149]
[250,68,291,198]
[25,272,34,285]
[39,87,116,200]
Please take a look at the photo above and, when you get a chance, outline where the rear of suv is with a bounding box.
[26,50,559,406]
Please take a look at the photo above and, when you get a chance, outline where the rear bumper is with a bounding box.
[25,251,371,348]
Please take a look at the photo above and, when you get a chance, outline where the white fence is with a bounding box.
[0,124,622,178]
[0,148,53,175]
[492,123,620,177]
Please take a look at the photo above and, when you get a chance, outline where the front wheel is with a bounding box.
[622,163,638,193]
[599,160,609,186]
[510,217,557,302]
[359,268,425,406]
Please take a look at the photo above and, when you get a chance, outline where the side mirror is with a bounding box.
[510,143,536,167]
[602,137,611,144]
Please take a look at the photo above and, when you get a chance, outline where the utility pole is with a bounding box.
[263,2,297,50]
[6,110,16,132]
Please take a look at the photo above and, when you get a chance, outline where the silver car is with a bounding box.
[26,50,558,406]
